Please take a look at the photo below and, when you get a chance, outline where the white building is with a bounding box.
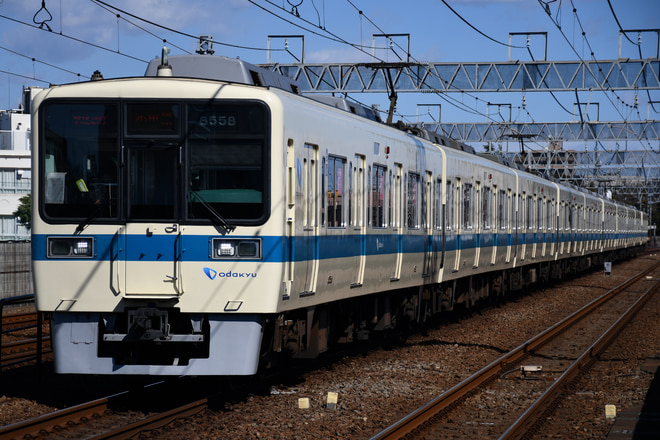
[0,94,32,240]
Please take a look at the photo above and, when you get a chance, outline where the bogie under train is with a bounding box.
[31,53,647,375]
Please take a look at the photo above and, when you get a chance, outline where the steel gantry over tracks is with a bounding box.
[263,58,660,204]
[263,59,659,93]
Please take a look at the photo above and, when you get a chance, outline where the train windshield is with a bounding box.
[39,100,269,226]
[41,103,120,220]
[186,103,268,223]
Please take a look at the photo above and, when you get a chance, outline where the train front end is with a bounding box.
[31,77,285,375]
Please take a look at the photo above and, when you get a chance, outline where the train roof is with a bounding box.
[114,54,640,212]
[144,54,301,95]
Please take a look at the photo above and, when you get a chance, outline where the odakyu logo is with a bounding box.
[203,267,217,280]
[203,267,257,280]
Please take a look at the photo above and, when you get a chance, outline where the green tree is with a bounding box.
[13,193,31,230]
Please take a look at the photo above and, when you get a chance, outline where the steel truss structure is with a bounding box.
[264,59,659,93]
[500,149,660,202]
[422,121,660,143]
[265,58,660,210]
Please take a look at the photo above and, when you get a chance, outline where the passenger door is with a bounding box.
[350,155,366,287]
[122,143,183,296]
[296,143,320,295]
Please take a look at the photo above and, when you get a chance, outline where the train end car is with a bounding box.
[31,55,294,375]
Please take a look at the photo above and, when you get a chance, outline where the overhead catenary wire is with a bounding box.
[0,44,88,80]
[605,0,657,114]
[341,0,533,128]
[540,0,654,160]
[0,69,52,85]
[91,0,285,53]
[0,12,149,64]
[90,1,192,55]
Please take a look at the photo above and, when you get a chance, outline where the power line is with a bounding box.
[341,1,520,125]
[605,0,657,114]
[92,0,284,53]
[0,69,52,85]
[0,12,148,64]
[438,0,526,49]
[253,0,386,56]
[90,1,191,55]
[540,0,653,158]
[0,44,88,80]
[543,1,628,122]
[606,0,639,47]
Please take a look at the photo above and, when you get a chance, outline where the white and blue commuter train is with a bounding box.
[31,51,648,375]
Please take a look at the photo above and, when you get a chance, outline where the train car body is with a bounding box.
[31,54,648,375]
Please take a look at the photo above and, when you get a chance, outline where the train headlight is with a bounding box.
[47,237,95,258]
[212,238,261,260]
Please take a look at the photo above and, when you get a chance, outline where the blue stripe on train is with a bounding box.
[31,232,646,263]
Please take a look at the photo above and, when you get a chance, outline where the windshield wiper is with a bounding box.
[74,196,109,235]
[189,191,236,235]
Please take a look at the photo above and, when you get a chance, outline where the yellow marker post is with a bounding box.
[326,392,338,410]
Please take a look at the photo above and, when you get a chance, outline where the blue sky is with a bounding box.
[1,0,658,146]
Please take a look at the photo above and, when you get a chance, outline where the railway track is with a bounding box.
[370,260,660,439]
[0,378,214,440]
[1,310,51,369]
[1,311,39,331]
[0,338,52,368]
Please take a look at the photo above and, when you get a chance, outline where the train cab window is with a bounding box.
[407,172,420,229]
[327,156,346,228]
[187,102,269,223]
[372,164,387,228]
[41,102,120,220]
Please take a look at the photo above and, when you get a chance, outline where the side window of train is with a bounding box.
[527,195,533,230]
[510,191,516,231]
[462,183,473,230]
[372,164,387,228]
[435,179,442,230]
[538,196,545,230]
[348,161,353,226]
[446,180,454,231]
[498,189,507,230]
[391,163,402,229]
[456,179,463,230]
[388,170,393,228]
[407,172,420,229]
[482,186,492,230]
[519,193,525,231]
[326,155,346,228]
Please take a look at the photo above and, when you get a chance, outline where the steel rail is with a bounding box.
[499,275,660,439]
[0,395,114,440]
[88,398,209,439]
[0,378,205,440]
[370,260,660,440]
[0,312,38,332]
[0,338,52,368]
